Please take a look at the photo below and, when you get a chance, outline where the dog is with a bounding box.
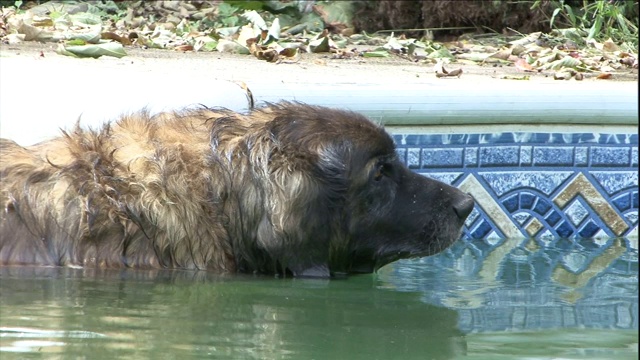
[0,102,474,277]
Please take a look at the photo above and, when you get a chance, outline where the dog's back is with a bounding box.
[0,110,237,270]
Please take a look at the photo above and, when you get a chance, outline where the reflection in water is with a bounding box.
[0,267,464,359]
[0,237,637,359]
[380,237,638,334]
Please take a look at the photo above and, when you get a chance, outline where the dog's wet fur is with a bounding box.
[0,102,474,277]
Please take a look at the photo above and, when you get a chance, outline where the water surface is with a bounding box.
[1,237,637,359]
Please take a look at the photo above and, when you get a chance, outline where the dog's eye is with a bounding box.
[373,162,390,181]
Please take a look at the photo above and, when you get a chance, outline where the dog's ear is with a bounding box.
[255,164,336,277]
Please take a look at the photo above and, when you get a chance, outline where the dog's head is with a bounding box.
[228,102,474,277]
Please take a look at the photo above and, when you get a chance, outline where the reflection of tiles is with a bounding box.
[393,131,638,239]
[401,236,639,332]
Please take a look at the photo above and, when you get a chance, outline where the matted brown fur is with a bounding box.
[0,102,474,277]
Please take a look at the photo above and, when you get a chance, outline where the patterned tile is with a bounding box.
[565,200,589,226]
[533,146,574,166]
[392,131,639,240]
[525,218,543,237]
[591,146,631,166]
[458,175,522,238]
[480,172,573,196]
[421,148,464,168]
[553,173,628,236]
[479,146,519,167]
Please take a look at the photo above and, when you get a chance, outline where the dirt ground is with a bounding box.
[2,40,638,86]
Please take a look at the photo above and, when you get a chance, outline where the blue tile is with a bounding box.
[465,207,480,227]
[481,171,573,197]
[503,194,519,213]
[421,172,463,185]
[466,133,480,145]
[470,220,493,239]
[612,193,631,212]
[520,146,532,165]
[533,199,552,215]
[400,134,419,145]
[512,133,531,143]
[421,148,464,168]
[449,134,468,144]
[407,148,420,169]
[418,134,436,145]
[496,133,515,144]
[533,146,574,166]
[565,199,589,226]
[601,134,618,144]
[591,147,630,166]
[465,147,478,166]
[479,133,499,144]
[591,171,638,194]
[600,133,637,145]
[479,146,519,167]
[529,133,550,143]
[395,148,407,163]
[578,133,598,143]
[385,130,637,241]
[575,146,588,166]
[578,220,601,238]
[555,221,574,238]
[520,193,536,210]
[546,211,562,227]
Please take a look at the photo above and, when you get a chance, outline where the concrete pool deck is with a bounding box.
[1,41,637,142]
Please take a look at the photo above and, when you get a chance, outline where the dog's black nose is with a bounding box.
[453,194,475,220]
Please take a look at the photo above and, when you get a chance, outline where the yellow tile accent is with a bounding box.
[458,175,522,239]
[525,218,544,237]
[553,173,628,236]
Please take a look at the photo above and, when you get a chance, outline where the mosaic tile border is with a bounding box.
[392,131,639,240]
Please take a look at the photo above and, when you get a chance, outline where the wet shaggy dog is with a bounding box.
[0,102,474,277]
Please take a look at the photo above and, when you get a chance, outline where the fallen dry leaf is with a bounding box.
[514,58,535,72]
[174,44,193,52]
[332,49,356,59]
[101,31,132,45]
[434,63,463,78]
[596,73,612,79]
[249,42,278,62]
[279,47,298,58]
[488,49,511,61]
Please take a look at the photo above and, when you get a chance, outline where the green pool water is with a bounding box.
[0,239,637,359]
